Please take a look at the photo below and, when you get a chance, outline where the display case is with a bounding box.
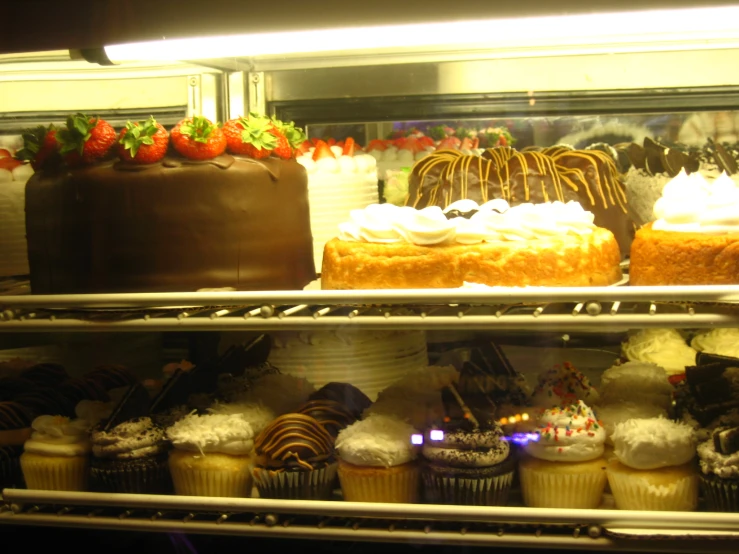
[3,3,739,552]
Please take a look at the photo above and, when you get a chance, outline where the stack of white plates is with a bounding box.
[308,173,378,272]
[268,330,428,401]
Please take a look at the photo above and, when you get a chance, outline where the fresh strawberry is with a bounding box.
[56,114,116,165]
[0,149,10,159]
[460,137,474,150]
[342,137,356,156]
[437,137,461,150]
[0,158,21,171]
[366,139,387,152]
[498,135,508,147]
[400,137,425,154]
[16,124,60,170]
[472,137,480,149]
[117,116,169,164]
[297,140,312,155]
[417,136,435,148]
[310,137,322,146]
[171,116,226,160]
[222,114,291,160]
[312,140,335,161]
[271,119,307,154]
[327,138,336,147]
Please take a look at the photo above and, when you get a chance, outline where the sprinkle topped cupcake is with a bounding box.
[531,362,599,408]
[526,401,605,462]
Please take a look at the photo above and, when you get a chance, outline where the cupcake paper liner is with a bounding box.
[253,462,337,500]
[607,461,698,511]
[700,474,739,512]
[91,454,173,495]
[20,452,88,491]
[169,449,252,498]
[519,456,606,509]
[423,469,513,506]
[338,460,419,503]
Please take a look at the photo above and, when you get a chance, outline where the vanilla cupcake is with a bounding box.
[691,328,739,359]
[166,408,270,497]
[622,329,697,377]
[607,418,698,511]
[519,400,607,508]
[20,415,91,491]
[599,361,673,410]
[335,414,420,503]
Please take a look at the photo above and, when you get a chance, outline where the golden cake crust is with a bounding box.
[630,223,739,286]
[321,227,621,289]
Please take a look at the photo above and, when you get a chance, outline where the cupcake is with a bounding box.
[530,362,599,409]
[691,329,739,359]
[0,401,34,489]
[20,415,91,491]
[519,400,607,508]
[298,400,357,438]
[335,414,419,503]
[422,419,513,506]
[622,329,697,378]
[697,426,739,512]
[21,363,69,387]
[252,413,336,500]
[308,382,372,420]
[607,418,698,511]
[85,365,138,391]
[166,411,264,497]
[598,361,673,410]
[90,417,172,494]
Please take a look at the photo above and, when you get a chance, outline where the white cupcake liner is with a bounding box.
[423,469,513,506]
[169,451,252,498]
[20,452,88,491]
[338,461,419,503]
[520,460,606,509]
[607,467,698,511]
[253,462,337,500]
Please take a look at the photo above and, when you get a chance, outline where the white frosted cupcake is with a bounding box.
[607,418,698,511]
[530,362,599,409]
[20,415,91,491]
[335,414,420,503]
[520,401,607,508]
[595,402,667,445]
[691,328,739,359]
[622,329,697,378]
[166,405,273,497]
[599,361,673,410]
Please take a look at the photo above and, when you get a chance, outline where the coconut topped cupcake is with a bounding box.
[207,401,275,436]
[612,417,695,470]
[622,328,697,377]
[526,400,605,462]
[167,413,260,456]
[336,414,419,468]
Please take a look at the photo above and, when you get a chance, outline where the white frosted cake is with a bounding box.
[0,154,34,277]
[267,330,428,400]
[297,145,378,272]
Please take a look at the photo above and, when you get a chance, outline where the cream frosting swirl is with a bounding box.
[525,401,605,462]
[691,328,739,358]
[338,200,596,246]
[335,414,419,467]
[622,328,697,376]
[653,169,739,233]
[422,423,510,468]
[166,412,259,456]
[91,417,167,460]
[599,361,673,409]
[612,417,695,470]
[698,437,739,479]
[24,415,91,457]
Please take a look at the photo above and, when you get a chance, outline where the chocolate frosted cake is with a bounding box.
[25,155,315,293]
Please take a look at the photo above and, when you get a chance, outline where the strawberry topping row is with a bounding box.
[17,113,308,170]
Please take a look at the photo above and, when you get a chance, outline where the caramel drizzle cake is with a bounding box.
[407,146,627,214]
[254,413,334,470]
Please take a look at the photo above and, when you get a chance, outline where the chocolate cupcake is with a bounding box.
[0,402,34,489]
[22,363,69,387]
[252,413,336,500]
[90,417,171,494]
[298,400,357,438]
[58,379,110,406]
[308,382,372,420]
[0,376,36,401]
[698,427,739,512]
[0,445,24,489]
[15,387,76,418]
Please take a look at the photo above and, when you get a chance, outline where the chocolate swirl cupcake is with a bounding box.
[15,387,76,418]
[58,378,110,406]
[298,400,357,438]
[22,363,69,386]
[308,383,372,420]
[0,377,36,401]
[0,444,24,489]
[0,401,34,446]
[85,365,138,391]
[253,413,337,500]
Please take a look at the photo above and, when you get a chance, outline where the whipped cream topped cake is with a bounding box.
[321,198,621,289]
[629,169,739,285]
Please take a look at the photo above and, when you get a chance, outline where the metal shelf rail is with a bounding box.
[2,489,739,552]
[2,286,739,331]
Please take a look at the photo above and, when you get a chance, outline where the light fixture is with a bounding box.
[411,434,423,445]
[429,429,445,441]
[104,6,739,63]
